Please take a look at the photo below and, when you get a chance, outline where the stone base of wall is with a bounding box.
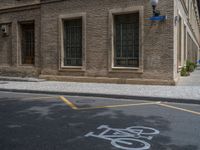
[39,75,176,86]
[0,66,41,77]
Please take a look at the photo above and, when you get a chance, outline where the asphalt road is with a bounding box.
[0,91,200,150]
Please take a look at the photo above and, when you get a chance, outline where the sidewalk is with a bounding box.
[0,68,200,104]
[177,66,200,86]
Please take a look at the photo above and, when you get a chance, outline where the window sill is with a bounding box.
[61,66,82,69]
[112,67,140,70]
[59,66,85,72]
[109,67,143,73]
[18,64,35,68]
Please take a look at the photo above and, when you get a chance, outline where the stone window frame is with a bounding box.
[177,10,187,68]
[58,13,86,71]
[108,6,144,73]
[180,0,189,14]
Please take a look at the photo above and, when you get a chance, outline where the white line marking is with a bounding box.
[85,125,160,150]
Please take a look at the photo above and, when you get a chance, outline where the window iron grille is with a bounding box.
[114,13,139,67]
[21,23,35,65]
[64,19,82,66]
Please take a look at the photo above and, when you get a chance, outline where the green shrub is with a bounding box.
[193,63,197,69]
[186,60,197,72]
[181,67,189,76]
[189,65,195,72]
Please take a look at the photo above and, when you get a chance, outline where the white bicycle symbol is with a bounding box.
[85,125,160,150]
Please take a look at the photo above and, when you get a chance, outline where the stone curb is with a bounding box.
[0,88,199,105]
[0,76,45,82]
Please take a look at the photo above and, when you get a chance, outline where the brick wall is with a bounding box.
[0,5,41,77]
[40,0,174,81]
[0,0,176,84]
[0,24,12,66]
[0,0,40,9]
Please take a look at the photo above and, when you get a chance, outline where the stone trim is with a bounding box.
[58,13,87,71]
[175,0,200,55]
[180,0,189,15]
[108,6,144,73]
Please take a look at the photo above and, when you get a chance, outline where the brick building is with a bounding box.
[0,0,199,85]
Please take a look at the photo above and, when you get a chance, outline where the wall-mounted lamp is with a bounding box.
[150,0,160,16]
[145,0,167,26]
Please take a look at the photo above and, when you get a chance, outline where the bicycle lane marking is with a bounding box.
[85,125,160,150]
[157,103,200,116]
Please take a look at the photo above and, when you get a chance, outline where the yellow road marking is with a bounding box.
[59,96,78,110]
[78,101,161,110]
[157,103,200,116]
